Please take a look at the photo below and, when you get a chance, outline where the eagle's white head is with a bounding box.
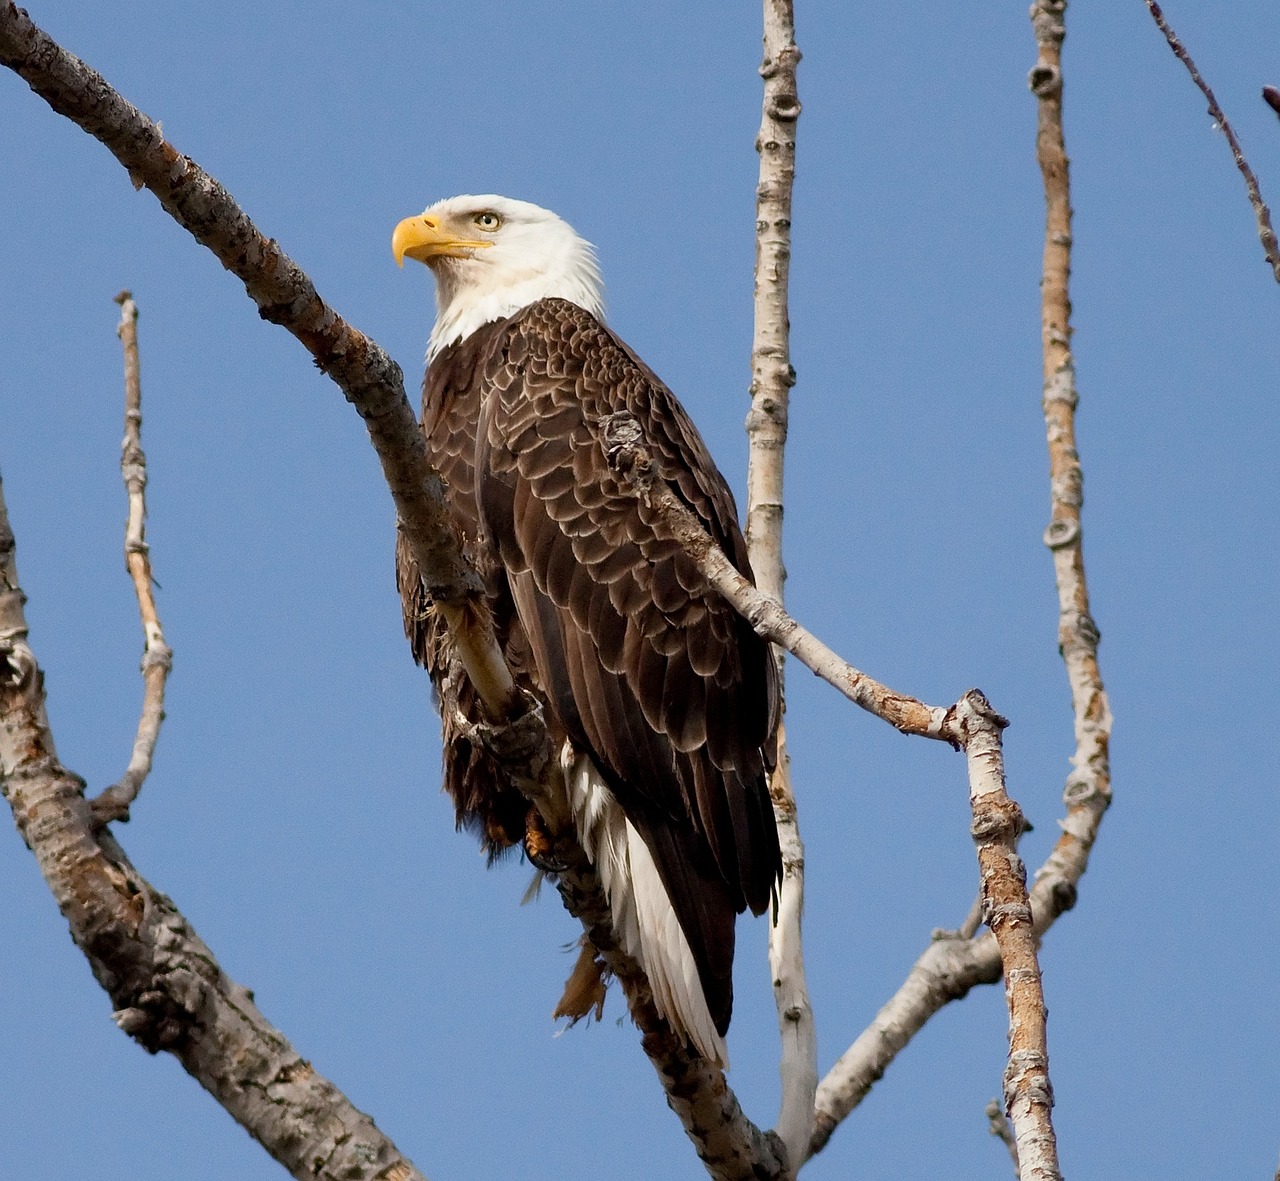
[393,194,606,361]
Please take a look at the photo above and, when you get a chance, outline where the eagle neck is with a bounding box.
[427,275,604,362]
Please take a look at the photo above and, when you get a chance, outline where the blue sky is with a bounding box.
[2,3,1278,1178]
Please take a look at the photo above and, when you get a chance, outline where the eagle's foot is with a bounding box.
[524,805,569,873]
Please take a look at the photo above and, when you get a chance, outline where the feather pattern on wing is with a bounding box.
[395,273,781,1060]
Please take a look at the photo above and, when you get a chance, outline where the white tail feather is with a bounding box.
[563,744,728,1068]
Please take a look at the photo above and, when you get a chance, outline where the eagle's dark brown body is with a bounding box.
[398,298,780,1040]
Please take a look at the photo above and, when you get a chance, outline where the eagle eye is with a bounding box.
[474,211,502,232]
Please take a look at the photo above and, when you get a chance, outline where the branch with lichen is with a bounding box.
[747,3,814,1169]
[0,473,429,1181]
[89,292,173,826]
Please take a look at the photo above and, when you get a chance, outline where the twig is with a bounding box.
[0,473,428,1181]
[90,292,173,825]
[1029,0,1112,1035]
[986,1098,1022,1176]
[0,10,785,1176]
[957,693,1060,1181]
[1142,0,1280,283]
[748,1,814,1172]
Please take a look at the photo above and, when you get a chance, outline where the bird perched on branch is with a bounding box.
[393,195,780,1066]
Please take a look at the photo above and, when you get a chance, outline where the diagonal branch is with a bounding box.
[1142,0,1280,283]
[0,8,785,1176]
[90,291,173,825]
[747,2,814,1171]
[0,1,517,725]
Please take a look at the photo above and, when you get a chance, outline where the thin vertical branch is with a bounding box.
[1143,0,1280,283]
[985,1098,1022,1176]
[91,291,173,825]
[1028,0,1113,969]
[957,693,1061,1181]
[748,3,814,1170]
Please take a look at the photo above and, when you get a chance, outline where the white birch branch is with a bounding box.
[90,291,173,825]
[747,2,814,1172]
[1028,0,1113,1020]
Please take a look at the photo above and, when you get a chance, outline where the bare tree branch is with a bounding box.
[0,472,429,1181]
[957,694,1061,1180]
[1028,0,1112,987]
[748,2,814,1171]
[1142,0,1280,283]
[0,1,521,726]
[986,1098,1021,1176]
[90,291,172,825]
[808,3,1117,1157]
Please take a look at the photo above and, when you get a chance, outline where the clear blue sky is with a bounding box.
[2,3,1278,1178]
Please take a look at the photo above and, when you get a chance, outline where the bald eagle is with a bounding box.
[392,195,780,1066]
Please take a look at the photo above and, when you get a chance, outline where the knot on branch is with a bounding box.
[1049,468,1083,509]
[1042,364,1078,408]
[599,410,654,492]
[1048,876,1078,915]
[1061,773,1100,808]
[1004,1048,1055,1103]
[458,689,552,796]
[971,799,1026,846]
[1062,608,1100,650]
[112,982,195,1053]
[759,45,802,79]
[0,636,39,696]
[1042,518,1079,550]
[765,93,802,122]
[984,899,1033,930]
[1030,3,1067,47]
[1028,63,1062,98]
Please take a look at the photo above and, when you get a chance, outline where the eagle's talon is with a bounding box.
[524,806,568,873]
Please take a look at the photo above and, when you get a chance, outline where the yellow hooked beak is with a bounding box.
[392,213,494,267]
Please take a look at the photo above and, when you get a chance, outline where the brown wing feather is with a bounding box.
[395,328,534,856]
[473,299,781,1030]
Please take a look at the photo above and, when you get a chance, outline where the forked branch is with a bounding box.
[0,474,429,1181]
